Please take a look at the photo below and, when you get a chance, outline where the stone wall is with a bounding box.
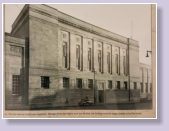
[105,89,140,103]
[5,34,25,110]
[29,89,94,109]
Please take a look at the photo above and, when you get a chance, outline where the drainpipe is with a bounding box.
[127,38,130,102]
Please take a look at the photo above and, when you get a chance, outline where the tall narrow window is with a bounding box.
[150,83,152,93]
[41,76,49,89]
[123,56,126,75]
[63,78,69,89]
[98,50,101,72]
[76,45,80,70]
[63,42,67,68]
[88,48,92,71]
[115,54,119,74]
[12,75,20,95]
[107,52,110,73]
[145,83,148,92]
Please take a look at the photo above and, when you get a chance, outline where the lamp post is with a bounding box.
[92,68,97,105]
[146,50,152,57]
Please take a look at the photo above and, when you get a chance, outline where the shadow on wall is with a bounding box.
[29,89,94,110]
[104,89,141,110]
[30,92,59,110]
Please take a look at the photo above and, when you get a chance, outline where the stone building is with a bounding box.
[4,4,152,109]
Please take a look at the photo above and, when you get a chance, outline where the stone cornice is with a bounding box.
[11,4,140,47]
[58,17,128,45]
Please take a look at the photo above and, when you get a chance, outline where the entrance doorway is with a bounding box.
[98,82,104,103]
[99,90,104,103]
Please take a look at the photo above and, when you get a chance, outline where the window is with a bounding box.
[115,54,119,74]
[63,78,69,88]
[12,75,20,95]
[124,82,127,90]
[41,76,49,89]
[88,48,92,71]
[116,81,120,89]
[108,80,112,89]
[76,45,80,70]
[107,52,111,73]
[123,56,126,75]
[98,50,101,72]
[140,83,143,93]
[88,79,93,89]
[76,79,82,88]
[63,42,67,68]
[150,83,152,93]
[145,83,148,92]
[134,82,137,89]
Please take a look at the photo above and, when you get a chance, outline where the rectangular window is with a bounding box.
[107,52,111,73]
[140,83,143,93]
[123,56,126,75]
[124,82,127,90]
[41,76,49,89]
[76,79,82,89]
[88,48,92,71]
[116,81,120,89]
[134,82,137,89]
[115,54,119,74]
[12,75,20,95]
[98,50,101,72]
[145,83,148,92]
[150,83,152,93]
[108,80,112,89]
[63,42,67,68]
[76,45,80,70]
[88,79,93,89]
[63,78,69,88]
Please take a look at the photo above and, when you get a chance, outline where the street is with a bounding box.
[32,101,152,110]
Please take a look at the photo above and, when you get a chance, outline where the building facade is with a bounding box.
[4,4,152,109]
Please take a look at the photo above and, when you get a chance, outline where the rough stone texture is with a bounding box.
[105,89,140,103]
[5,33,25,110]
[29,89,94,108]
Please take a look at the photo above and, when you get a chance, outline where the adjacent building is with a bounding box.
[4,4,152,109]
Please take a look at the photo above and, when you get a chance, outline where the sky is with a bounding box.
[4,4,152,65]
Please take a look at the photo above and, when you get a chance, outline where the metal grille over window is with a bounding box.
[12,75,20,95]
[41,76,49,89]
[76,79,82,88]
[88,79,93,89]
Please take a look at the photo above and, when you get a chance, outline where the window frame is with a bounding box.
[88,79,93,89]
[12,75,20,95]
[41,76,50,89]
[76,78,82,89]
[63,77,69,89]
[108,80,112,89]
